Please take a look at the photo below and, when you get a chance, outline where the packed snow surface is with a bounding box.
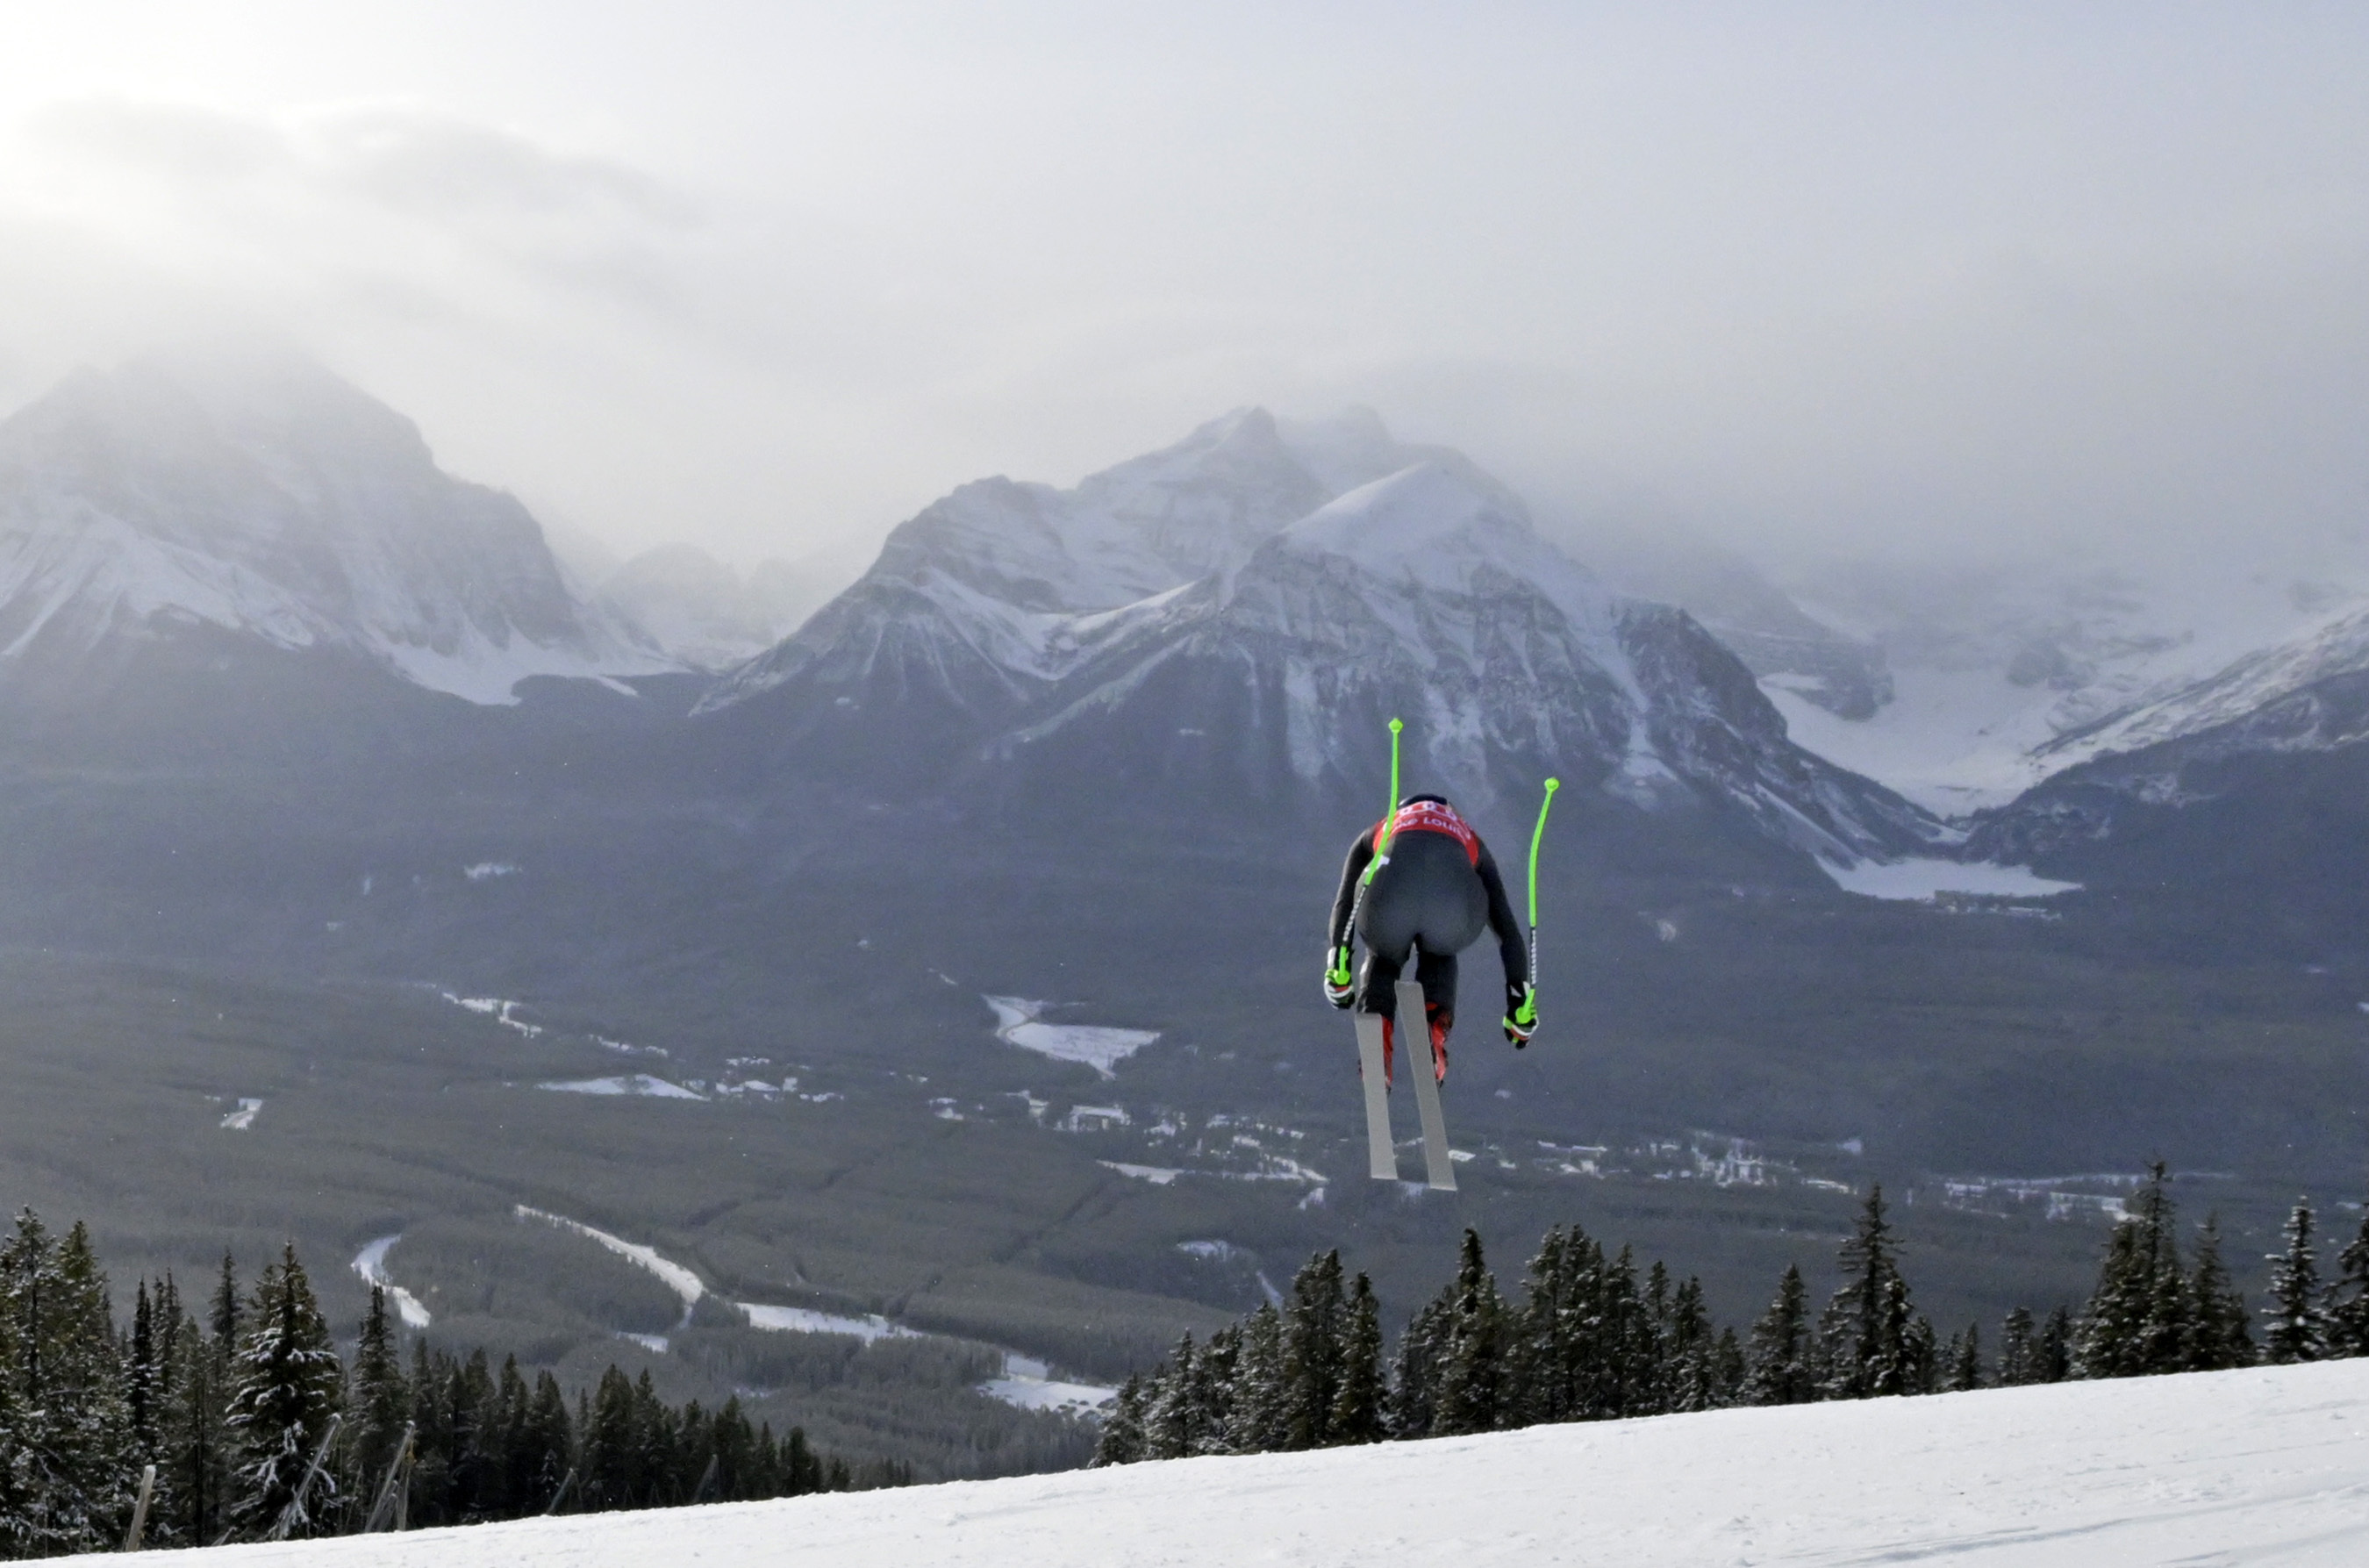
[1819,856,2081,901]
[984,996,1158,1078]
[143,1360,2369,1565]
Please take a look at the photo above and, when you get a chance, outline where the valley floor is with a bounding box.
[151,1359,2369,1565]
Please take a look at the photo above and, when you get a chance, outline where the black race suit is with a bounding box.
[1327,805,1525,1033]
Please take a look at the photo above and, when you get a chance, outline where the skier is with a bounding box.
[1325,793,1535,1085]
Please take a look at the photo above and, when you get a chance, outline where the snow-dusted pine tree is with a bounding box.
[2074,1163,2192,1378]
[1385,1295,1449,1439]
[1329,1274,1385,1444]
[1230,1306,1289,1454]
[1995,1307,2039,1385]
[1943,1323,1983,1392]
[1091,1375,1148,1465]
[0,1213,135,1556]
[347,1285,410,1514]
[2326,1206,2369,1357]
[1280,1250,1347,1450]
[1820,1187,1916,1399]
[1431,1230,1506,1436]
[225,1245,343,1539]
[2262,1199,2330,1365]
[1743,1264,1815,1406]
[2186,1216,2257,1371]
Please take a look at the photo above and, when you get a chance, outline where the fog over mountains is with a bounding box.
[0,350,672,704]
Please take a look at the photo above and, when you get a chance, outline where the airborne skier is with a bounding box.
[1324,792,1535,1085]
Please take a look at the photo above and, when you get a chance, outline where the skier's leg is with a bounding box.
[1414,948,1458,1084]
[1356,946,1406,1083]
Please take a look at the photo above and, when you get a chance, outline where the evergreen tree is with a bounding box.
[170,1303,233,1545]
[516,1371,573,1510]
[2263,1198,2330,1364]
[1280,1251,1348,1450]
[210,1252,240,1354]
[1820,1186,1915,1399]
[1995,1307,2039,1386]
[1431,1230,1506,1436]
[1329,1274,1386,1444]
[1894,1292,1937,1396]
[2073,1163,2193,1378]
[1385,1296,1449,1439]
[1663,1277,1719,1412]
[580,1364,641,1508]
[1091,1375,1149,1465]
[225,1245,343,1539]
[2186,1216,2256,1371]
[2036,1306,2074,1383]
[1600,1245,1660,1420]
[1743,1264,1814,1406]
[0,1211,136,1555]
[346,1285,410,1523]
[2326,1206,2369,1357]
[1143,1335,1213,1459]
[1228,1307,1288,1454]
[1943,1323,1982,1393]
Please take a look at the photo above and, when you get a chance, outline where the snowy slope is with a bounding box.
[154,1360,2369,1566]
[1764,558,2363,813]
[2029,599,2369,774]
[0,350,672,704]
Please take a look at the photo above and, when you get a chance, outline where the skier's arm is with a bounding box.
[1476,841,1527,993]
[1328,827,1378,952]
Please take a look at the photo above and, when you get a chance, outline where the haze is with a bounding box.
[3,4,2363,577]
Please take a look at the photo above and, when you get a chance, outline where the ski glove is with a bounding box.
[1504,982,1536,1047]
[1324,947,1356,1009]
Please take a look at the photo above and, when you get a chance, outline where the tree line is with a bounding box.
[1092,1167,2369,1464]
[0,1211,898,1557]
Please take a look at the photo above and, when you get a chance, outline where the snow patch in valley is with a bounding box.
[1099,1161,1184,1185]
[218,1097,263,1130]
[462,862,519,881]
[537,1074,706,1100]
[1819,856,2080,902]
[739,1305,920,1343]
[514,1206,704,1321]
[440,993,543,1037]
[984,996,1158,1078]
[351,1235,434,1328]
[159,1361,2369,1566]
[978,1353,1115,1415]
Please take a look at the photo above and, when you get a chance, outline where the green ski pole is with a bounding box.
[1514,777,1558,1030]
[1330,718,1403,990]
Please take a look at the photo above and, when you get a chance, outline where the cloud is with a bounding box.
[0,5,2362,586]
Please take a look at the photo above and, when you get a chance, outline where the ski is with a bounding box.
[1354,1008,1397,1180]
[1398,979,1457,1191]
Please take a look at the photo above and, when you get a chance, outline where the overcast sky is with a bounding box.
[2,4,2363,575]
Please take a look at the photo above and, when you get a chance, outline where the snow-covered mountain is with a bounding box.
[593,541,875,670]
[1965,596,2369,869]
[0,351,672,704]
[1756,555,2369,814]
[705,412,1941,868]
[1541,519,1893,722]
